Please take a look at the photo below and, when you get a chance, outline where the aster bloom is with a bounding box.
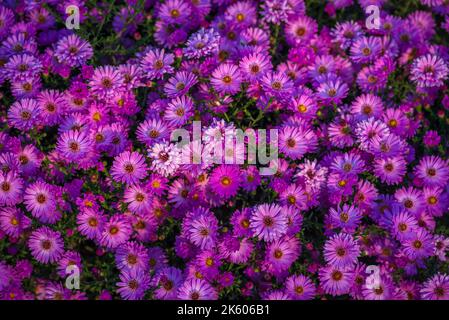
[164,95,194,126]
[76,208,107,240]
[89,66,125,99]
[324,233,360,269]
[56,130,93,162]
[57,251,82,278]
[328,204,362,233]
[101,215,133,249]
[117,268,150,300]
[154,267,184,300]
[285,15,318,46]
[0,172,23,206]
[421,274,449,300]
[285,275,316,300]
[239,52,272,81]
[177,278,217,300]
[184,28,220,59]
[4,54,42,81]
[209,165,241,200]
[140,48,174,80]
[403,229,435,260]
[414,156,449,188]
[182,207,218,250]
[265,236,300,274]
[411,54,449,88]
[54,34,93,67]
[316,78,349,105]
[28,227,64,264]
[149,142,181,177]
[136,118,170,146]
[250,204,288,242]
[164,72,198,98]
[37,90,67,126]
[211,63,242,95]
[111,151,148,185]
[279,126,314,160]
[374,156,407,185]
[319,265,354,296]
[7,98,41,131]
[24,181,59,223]
[0,207,31,238]
[115,241,149,272]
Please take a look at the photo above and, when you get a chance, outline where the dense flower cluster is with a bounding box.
[0,0,449,300]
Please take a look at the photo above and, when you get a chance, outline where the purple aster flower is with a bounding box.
[54,34,93,67]
[136,118,171,146]
[184,28,220,59]
[285,274,316,300]
[250,203,288,242]
[177,278,217,300]
[0,172,23,206]
[7,98,41,131]
[111,151,148,185]
[0,207,31,238]
[411,54,449,88]
[373,156,407,185]
[319,265,354,296]
[89,66,125,99]
[328,204,362,233]
[115,241,149,272]
[324,233,360,269]
[24,181,59,224]
[57,251,82,278]
[56,130,93,162]
[4,54,42,81]
[415,156,449,188]
[37,89,67,126]
[164,71,198,98]
[182,207,218,250]
[100,214,133,249]
[209,165,241,200]
[164,95,194,126]
[153,267,184,300]
[265,236,300,274]
[140,48,174,80]
[28,227,64,264]
[403,229,435,260]
[117,268,150,300]
[211,63,242,95]
[149,142,181,177]
[285,15,318,46]
[421,274,449,300]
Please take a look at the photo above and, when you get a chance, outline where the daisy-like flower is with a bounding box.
[411,54,449,88]
[164,95,194,126]
[279,126,315,160]
[373,156,407,185]
[211,63,242,95]
[101,215,133,249]
[123,184,153,214]
[157,0,192,24]
[390,209,418,240]
[285,15,318,46]
[37,90,67,126]
[289,93,318,119]
[153,267,184,300]
[136,118,170,146]
[350,36,382,64]
[28,227,64,264]
[24,181,59,224]
[395,187,425,216]
[54,34,93,67]
[209,165,241,200]
[279,184,307,208]
[8,98,41,131]
[115,241,149,272]
[261,71,294,99]
[319,265,354,296]
[328,204,362,233]
[177,278,217,300]
[414,156,449,188]
[362,275,395,300]
[182,207,218,250]
[250,203,288,242]
[4,54,42,81]
[285,274,316,300]
[149,142,181,177]
[316,78,349,105]
[239,52,272,81]
[324,233,360,269]
[184,28,220,59]
[225,1,257,30]
[56,251,82,278]
[164,71,198,98]
[140,48,174,80]
[117,268,150,300]
[0,207,31,238]
[76,208,107,241]
[421,274,449,300]
[350,93,384,121]
[111,151,148,185]
[403,229,435,260]
[265,236,300,274]
[0,172,23,206]
[89,66,125,99]
[56,130,93,162]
